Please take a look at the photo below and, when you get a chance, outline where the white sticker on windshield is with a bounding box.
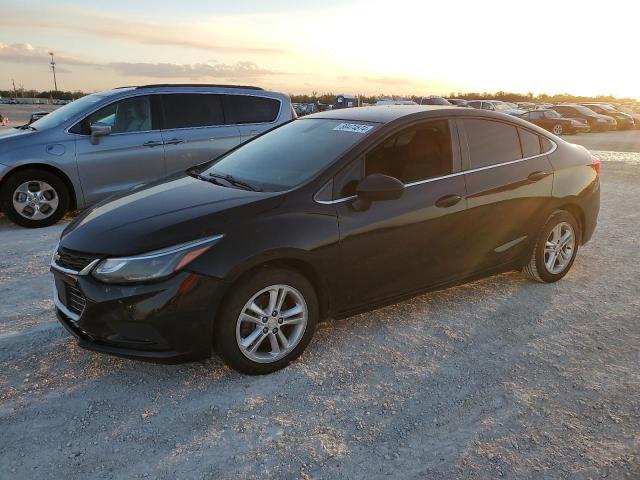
[333,123,373,134]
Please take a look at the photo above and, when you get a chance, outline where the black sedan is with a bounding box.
[551,104,617,132]
[520,109,590,135]
[580,103,635,130]
[51,106,601,374]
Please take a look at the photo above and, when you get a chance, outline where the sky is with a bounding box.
[0,0,639,98]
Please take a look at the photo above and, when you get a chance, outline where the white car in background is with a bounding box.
[467,100,526,116]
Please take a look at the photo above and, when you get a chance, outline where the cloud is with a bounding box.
[0,6,287,56]
[0,42,92,67]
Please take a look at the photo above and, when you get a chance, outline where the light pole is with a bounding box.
[49,51,58,92]
[11,78,17,98]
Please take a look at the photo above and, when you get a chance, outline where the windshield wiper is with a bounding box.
[208,173,261,192]
[15,124,36,131]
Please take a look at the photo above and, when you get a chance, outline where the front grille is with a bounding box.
[56,248,99,272]
[55,277,87,317]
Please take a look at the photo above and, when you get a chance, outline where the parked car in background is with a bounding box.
[446,98,469,107]
[334,94,358,109]
[519,109,589,135]
[0,84,295,228]
[516,102,536,110]
[616,105,640,129]
[551,104,617,132]
[579,103,635,130]
[51,105,601,373]
[467,100,526,116]
[418,96,452,106]
[376,99,417,106]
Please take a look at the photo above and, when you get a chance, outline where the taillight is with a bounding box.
[591,154,602,175]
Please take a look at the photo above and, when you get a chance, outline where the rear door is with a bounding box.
[73,95,166,205]
[222,94,283,142]
[332,119,468,309]
[160,93,242,174]
[458,118,554,272]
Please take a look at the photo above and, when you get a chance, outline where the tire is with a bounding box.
[523,210,580,283]
[552,124,563,135]
[0,169,70,228]
[213,267,318,374]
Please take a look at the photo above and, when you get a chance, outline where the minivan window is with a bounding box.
[364,120,453,183]
[71,96,153,134]
[518,128,541,157]
[222,95,280,124]
[162,94,224,129]
[463,119,522,168]
[202,119,375,191]
[31,93,106,131]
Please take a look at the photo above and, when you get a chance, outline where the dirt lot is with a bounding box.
[0,103,59,127]
[1,149,639,479]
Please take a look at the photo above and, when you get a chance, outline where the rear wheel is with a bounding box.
[213,267,318,374]
[552,123,563,135]
[0,169,69,228]
[523,210,580,283]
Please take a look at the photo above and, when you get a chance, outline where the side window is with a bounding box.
[540,136,553,153]
[162,94,224,129]
[518,128,542,157]
[463,119,522,168]
[222,95,280,124]
[481,102,494,110]
[529,111,544,120]
[364,120,453,183]
[71,96,153,135]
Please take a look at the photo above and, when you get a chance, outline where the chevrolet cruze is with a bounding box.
[51,106,600,374]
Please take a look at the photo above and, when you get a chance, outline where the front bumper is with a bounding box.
[52,268,227,363]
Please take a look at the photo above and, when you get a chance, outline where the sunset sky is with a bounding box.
[0,0,638,97]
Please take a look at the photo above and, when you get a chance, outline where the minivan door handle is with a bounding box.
[528,171,550,182]
[164,138,184,145]
[142,140,164,147]
[435,194,462,208]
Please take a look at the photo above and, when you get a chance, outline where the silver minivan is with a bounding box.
[0,84,295,227]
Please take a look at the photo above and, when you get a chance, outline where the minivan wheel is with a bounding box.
[214,267,318,374]
[1,169,70,228]
[523,210,580,283]
[552,124,563,135]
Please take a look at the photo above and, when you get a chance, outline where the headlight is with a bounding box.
[92,234,224,283]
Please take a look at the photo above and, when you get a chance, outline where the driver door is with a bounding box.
[73,95,166,205]
[332,119,468,310]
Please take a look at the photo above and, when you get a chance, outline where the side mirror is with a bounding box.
[355,174,404,202]
[90,122,112,145]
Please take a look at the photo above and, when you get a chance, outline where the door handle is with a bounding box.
[143,140,164,147]
[435,194,462,208]
[164,138,184,145]
[527,171,550,182]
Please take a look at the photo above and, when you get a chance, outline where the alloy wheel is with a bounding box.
[553,124,563,135]
[543,221,575,274]
[236,284,308,363]
[12,180,59,220]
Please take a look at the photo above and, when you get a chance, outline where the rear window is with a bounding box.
[162,94,224,129]
[518,128,541,157]
[222,95,280,124]
[463,119,522,168]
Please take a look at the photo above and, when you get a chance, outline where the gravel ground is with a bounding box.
[0,152,639,479]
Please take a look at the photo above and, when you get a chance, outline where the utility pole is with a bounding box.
[49,51,58,92]
[11,78,17,98]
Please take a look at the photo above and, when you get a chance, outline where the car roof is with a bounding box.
[306,105,534,125]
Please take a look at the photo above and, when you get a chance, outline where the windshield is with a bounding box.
[545,111,561,118]
[201,119,377,191]
[425,97,451,105]
[29,93,107,130]
[571,105,599,115]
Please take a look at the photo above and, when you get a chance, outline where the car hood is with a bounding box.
[60,174,285,256]
[0,127,34,140]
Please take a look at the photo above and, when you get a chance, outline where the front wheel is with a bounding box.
[552,124,563,135]
[0,169,70,228]
[213,267,318,374]
[523,211,580,283]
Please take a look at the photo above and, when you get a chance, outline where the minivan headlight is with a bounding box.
[92,234,224,283]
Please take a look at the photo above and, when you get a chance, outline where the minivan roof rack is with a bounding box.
[132,84,264,91]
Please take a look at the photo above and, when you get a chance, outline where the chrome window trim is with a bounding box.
[314,138,557,205]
